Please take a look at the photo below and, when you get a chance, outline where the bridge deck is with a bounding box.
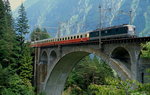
[102,36,150,44]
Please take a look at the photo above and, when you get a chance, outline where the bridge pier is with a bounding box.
[139,58,150,83]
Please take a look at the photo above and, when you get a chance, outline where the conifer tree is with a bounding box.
[0,0,7,65]
[16,4,33,86]
[0,0,16,67]
[16,4,29,51]
[4,0,16,63]
[0,0,5,37]
[18,43,33,85]
[30,27,50,41]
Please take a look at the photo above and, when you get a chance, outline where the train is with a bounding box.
[31,24,136,47]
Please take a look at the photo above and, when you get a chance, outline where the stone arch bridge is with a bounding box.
[34,37,150,95]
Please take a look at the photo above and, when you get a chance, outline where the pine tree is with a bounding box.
[18,43,33,86]
[16,4,29,51]
[15,4,33,86]
[0,0,16,67]
[0,0,8,65]
[30,27,50,41]
[42,28,50,39]
[0,0,5,37]
[0,1,34,94]
[4,0,16,64]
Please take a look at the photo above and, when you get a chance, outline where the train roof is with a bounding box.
[31,31,90,43]
[95,24,135,31]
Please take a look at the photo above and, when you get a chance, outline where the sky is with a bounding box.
[9,0,26,10]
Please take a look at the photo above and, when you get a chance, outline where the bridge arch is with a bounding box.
[44,47,132,95]
[111,47,131,70]
[40,51,48,64]
[49,50,57,64]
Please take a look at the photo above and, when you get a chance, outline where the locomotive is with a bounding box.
[31,24,136,47]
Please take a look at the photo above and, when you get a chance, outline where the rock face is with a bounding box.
[16,0,150,37]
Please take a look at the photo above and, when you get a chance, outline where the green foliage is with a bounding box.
[0,0,16,67]
[141,42,150,58]
[18,43,33,86]
[0,0,6,37]
[64,55,114,95]
[88,84,125,95]
[141,42,150,82]
[64,55,150,95]
[30,27,50,41]
[16,4,29,43]
[15,4,33,86]
[88,78,150,95]
[0,64,35,95]
[0,1,34,94]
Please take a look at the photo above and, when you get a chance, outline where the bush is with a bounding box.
[0,64,35,95]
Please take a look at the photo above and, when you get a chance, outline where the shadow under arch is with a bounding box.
[39,51,48,82]
[44,48,132,95]
[111,47,131,70]
[49,50,57,63]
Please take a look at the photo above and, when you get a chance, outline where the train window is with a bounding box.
[85,34,87,37]
[80,35,83,38]
[74,36,76,39]
[77,35,79,38]
[116,29,118,32]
